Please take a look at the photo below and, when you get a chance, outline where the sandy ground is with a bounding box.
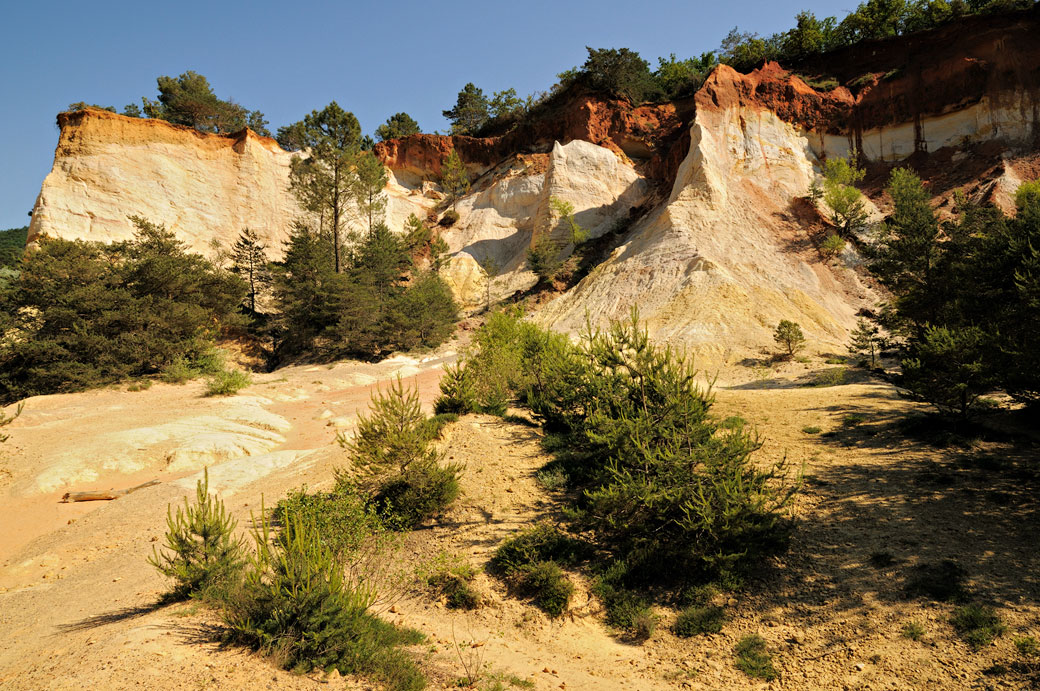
[0,352,1037,690]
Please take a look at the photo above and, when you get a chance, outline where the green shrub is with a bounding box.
[1015,636,1039,657]
[802,425,822,434]
[161,357,197,384]
[127,379,153,392]
[341,377,438,475]
[820,234,846,259]
[593,563,654,633]
[902,621,926,641]
[719,415,746,430]
[427,556,480,610]
[526,234,563,284]
[674,605,726,637]
[224,510,425,690]
[204,368,251,396]
[373,459,462,529]
[433,362,477,414]
[535,467,568,491]
[439,209,460,227]
[951,604,1006,650]
[518,561,573,618]
[807,367,848,387]
[148,469,247,601]
[488,523,588,575]
[273,487,387,561]
[842,413,865,426]
[631,610,659,640]
[734,634,778,681]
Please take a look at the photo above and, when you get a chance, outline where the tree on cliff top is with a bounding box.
[442,83,489,135]
[375,113,421,141]
[141,71,270,136]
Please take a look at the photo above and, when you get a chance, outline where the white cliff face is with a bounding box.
[28,109,434,260]
[535,105,876,361]
[442,140,650,308]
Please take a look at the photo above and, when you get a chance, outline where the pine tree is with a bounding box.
[847,317,884,368]
[375,112,421,141]
[773,320,806,359]
[440,149,470,210]
[442,83,489,135]
[478,256,501,311]
[149,468,246,600]
[549,196,589,246]
[273,223,346,356]
[230,229,272,313]
[352,151,389,233]
[823,155,867,237]
[434,362,477,414]
[286,102,363,273]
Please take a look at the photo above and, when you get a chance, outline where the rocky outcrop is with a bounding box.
[28,109,301,256]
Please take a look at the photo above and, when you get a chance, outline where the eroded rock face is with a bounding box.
[29,109,301,257]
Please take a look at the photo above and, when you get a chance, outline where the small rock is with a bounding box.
[543,667,551,674]
[855,663,865,671]
[389,605,398,613]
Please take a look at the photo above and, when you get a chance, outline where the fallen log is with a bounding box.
[61,479,161,503]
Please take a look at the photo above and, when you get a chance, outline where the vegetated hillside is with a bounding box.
[24,9,1040,359]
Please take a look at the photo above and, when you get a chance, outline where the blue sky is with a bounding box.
[0,0,853,230]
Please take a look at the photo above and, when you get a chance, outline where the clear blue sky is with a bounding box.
[0,0,853,230]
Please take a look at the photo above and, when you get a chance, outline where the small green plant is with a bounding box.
[802,425,822,435]
[161,357,198,384]
[204,368,251,396]
[549,196,589,246]
[674,605,726,637]
[427,555,481,610]
[440,209,460,226]
[848,318,886,368]
[774,320,806,359]
[517,560,573,618]
[148,468,246,601]
[631,610,659,641]
[488,524,587,575]
[902,620,926,641]
[951,604,1006,650]
[1015,635,1039,657]
[824,357,845,365]
[734,634,778,681]
[808,367,848,387]
[434,362,477,415]
[127,379,153,392]
[526,233,563,284]
[820,234,845,259]
[719,415,747,430]
[842,413,866,426]
[373,459,462,530]
[535,467,568,491]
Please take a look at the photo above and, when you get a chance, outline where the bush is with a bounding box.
[204,368,251,396]
[148,469,246,601]
[0,221,245,403]
[802,425,822,434]
[439,209,460,227]
[434,362,477,415]
[526,234,563,284]
[734,634,778,681]
[674,605,726,637]
[517,561,574,618]
[223,510,425,690]
[373,459,462,529]
[426,555,480,610]
[820,234,846,259]
[951,604,1006,650]
[488,523,588,575]
[273,487,386,561]
[535,467,568,491]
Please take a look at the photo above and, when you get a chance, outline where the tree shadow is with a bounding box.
[55,600,169,633]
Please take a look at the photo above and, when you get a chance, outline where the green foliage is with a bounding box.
[354,150,390,233]
[285,101,363,273]
[0,226,27,270]
[549,197,588,246]
[373,460,462,530]
[149,469,247,601]
[774,320,806,359]
[674,605,727,637]
[204,368,252,397]
[802,425,822,434]
[535,467,568,491]
[426,554,480,610]
[902,620,926,641]
[820,233,846,259]
[653,53,718,99]
[434,362,478,415]
[517,561,574,618]
[440,149,470,210]
[901,325,997,418]
[1015,636,1039,657]
[734,634,778,681]
[223,509,424,690]
[442,83,490,135]
[575,47,662,103]
[848,318,885,368]
[141,71,269,136]
[229,228,272,313]
[67,102,116,113]
[0,219,245,403]
[0,403,22,444]
[951,604,1007,650]
[440,209,460,227]
[375,112,421,141]
[273,488,387,562]
[526,234,564,284]
[488,524,588,575]
[823,156,868,237]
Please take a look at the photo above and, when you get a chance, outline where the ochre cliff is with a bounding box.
[28,109,301,256]
[24,8,1040,356]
